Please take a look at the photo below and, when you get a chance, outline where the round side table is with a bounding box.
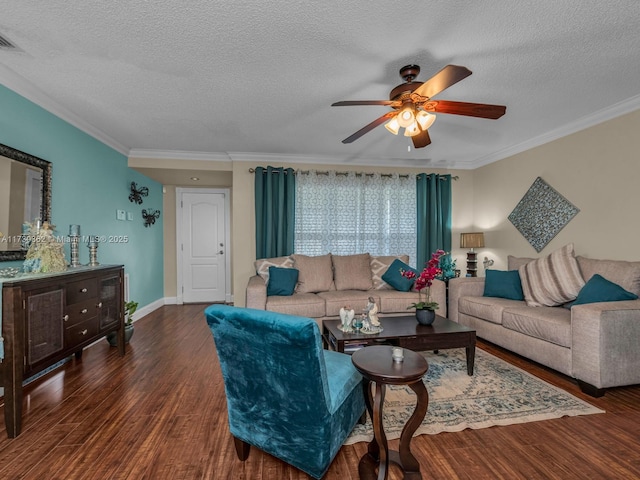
[351,345,429,480]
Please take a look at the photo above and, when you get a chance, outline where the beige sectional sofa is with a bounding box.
[448,245,640,396]
[246,253,446,326]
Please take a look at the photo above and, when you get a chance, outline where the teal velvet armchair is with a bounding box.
[204,304,366,479]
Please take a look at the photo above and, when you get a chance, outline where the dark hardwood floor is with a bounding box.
[1,304,640,479]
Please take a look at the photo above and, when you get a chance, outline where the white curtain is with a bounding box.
[294,170,417,264]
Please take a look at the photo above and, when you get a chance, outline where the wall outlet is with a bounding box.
[116,209,126,221]
[126,212,133,221]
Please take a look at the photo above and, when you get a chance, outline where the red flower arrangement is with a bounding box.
[401,249,446,310]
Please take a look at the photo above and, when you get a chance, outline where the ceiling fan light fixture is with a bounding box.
[416,110,436,130]
[397,104,415,128]
[403,122,420,137]
[384,117,400,135]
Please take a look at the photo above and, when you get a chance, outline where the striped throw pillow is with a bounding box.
[519,243,585,307]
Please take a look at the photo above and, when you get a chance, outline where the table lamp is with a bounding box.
[460,232,485,277]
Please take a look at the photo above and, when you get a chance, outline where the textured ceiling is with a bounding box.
[0,1,639,170]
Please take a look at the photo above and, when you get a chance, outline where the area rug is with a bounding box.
[345,348,604,445]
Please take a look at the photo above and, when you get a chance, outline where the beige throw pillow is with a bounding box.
[519,243,585,307]
[292,254,334,293]
[332,253,373,291]
[254,256,294,282]
[370,255,410,290]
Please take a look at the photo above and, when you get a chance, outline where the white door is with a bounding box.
[180,191,227,303]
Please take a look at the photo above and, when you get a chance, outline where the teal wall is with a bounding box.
[0,85,163,307]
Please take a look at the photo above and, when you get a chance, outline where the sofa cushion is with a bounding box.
[332,253,373,291]
[318,291,379,317]
[292,254,334,293]
[572,274,638,306]
[254,255,294,282]
[377,290,425,313]
[483,269,524,301]
[458,296,526,325]
[266,266,299,296]
[370,255,410,290]
[266,292,326,318]
[502,306,572,348]
[507,255,535,271]
[576,256,640,296]
[519,243,585,307]
[381,259,417,292]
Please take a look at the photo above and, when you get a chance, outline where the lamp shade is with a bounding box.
[460,232,485,249]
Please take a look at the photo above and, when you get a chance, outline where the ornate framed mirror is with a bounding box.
[0,143,52,261]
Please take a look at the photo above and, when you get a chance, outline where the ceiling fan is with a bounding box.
[332,64,506,149]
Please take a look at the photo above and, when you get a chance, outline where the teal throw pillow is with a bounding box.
[381,259,417,292]
[483,269,524,301]
[572,274,638,306]
[267,266,299,296]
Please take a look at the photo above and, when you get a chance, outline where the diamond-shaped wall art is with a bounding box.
[508,177,580,253]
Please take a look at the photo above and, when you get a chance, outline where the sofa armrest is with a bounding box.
[246,275,267,310]
[447,277,485,322]
[429,279,447,318]
[571,300,640,390]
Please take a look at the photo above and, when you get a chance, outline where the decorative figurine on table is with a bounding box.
[366,297,380,327]
[339,306,355,332]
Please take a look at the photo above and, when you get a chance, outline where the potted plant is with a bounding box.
[401,249,445,325]
[107,300,138,346]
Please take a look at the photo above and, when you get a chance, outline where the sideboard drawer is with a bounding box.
[64,317,100,348]
[66,278,98,304]
[65,298,99,326]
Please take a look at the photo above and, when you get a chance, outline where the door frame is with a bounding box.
[175,187,231,305]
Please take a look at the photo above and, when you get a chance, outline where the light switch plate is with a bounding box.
[116,209,126,220]
[126,212,133,221]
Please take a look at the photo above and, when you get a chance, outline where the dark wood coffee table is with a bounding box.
[323,314,476,375]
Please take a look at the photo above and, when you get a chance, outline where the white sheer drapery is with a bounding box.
[294,170,417,264]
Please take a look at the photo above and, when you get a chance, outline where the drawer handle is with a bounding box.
[80,329,88,336]
[81,288,88,293]
[63,314,69,322]
[97,302,103,308]
[81,308,88,314]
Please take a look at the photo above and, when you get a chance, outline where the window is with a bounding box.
[294,171,417,265]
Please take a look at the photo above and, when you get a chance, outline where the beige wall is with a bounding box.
[472,108,640,270]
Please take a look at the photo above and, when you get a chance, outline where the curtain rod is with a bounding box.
[248,168,458,180]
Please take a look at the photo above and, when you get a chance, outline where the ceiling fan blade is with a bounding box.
[411,128,431,149]
[412,65,472,99]
[428,100,506,119]
[332,100,394,106]
[341,112,396,144]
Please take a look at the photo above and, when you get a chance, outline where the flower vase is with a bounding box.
[416,308,436,326]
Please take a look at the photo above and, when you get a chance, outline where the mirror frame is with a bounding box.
[0,143,52,262]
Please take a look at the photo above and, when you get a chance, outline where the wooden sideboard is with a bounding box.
[1,265,125,438]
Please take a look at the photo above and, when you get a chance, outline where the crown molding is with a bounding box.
[128,149,232,162]
[0,65,129,156]
[471,93,640,169]
[226,152,438,168]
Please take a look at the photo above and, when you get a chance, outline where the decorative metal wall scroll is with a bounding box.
[129,182,149,204]
[508,177,579,253]
[142,209,161,227]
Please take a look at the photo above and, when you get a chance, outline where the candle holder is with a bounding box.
[392,347,404,363]
[69,235,80,267]
[69,225,81,267]
[88,236,99,266]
